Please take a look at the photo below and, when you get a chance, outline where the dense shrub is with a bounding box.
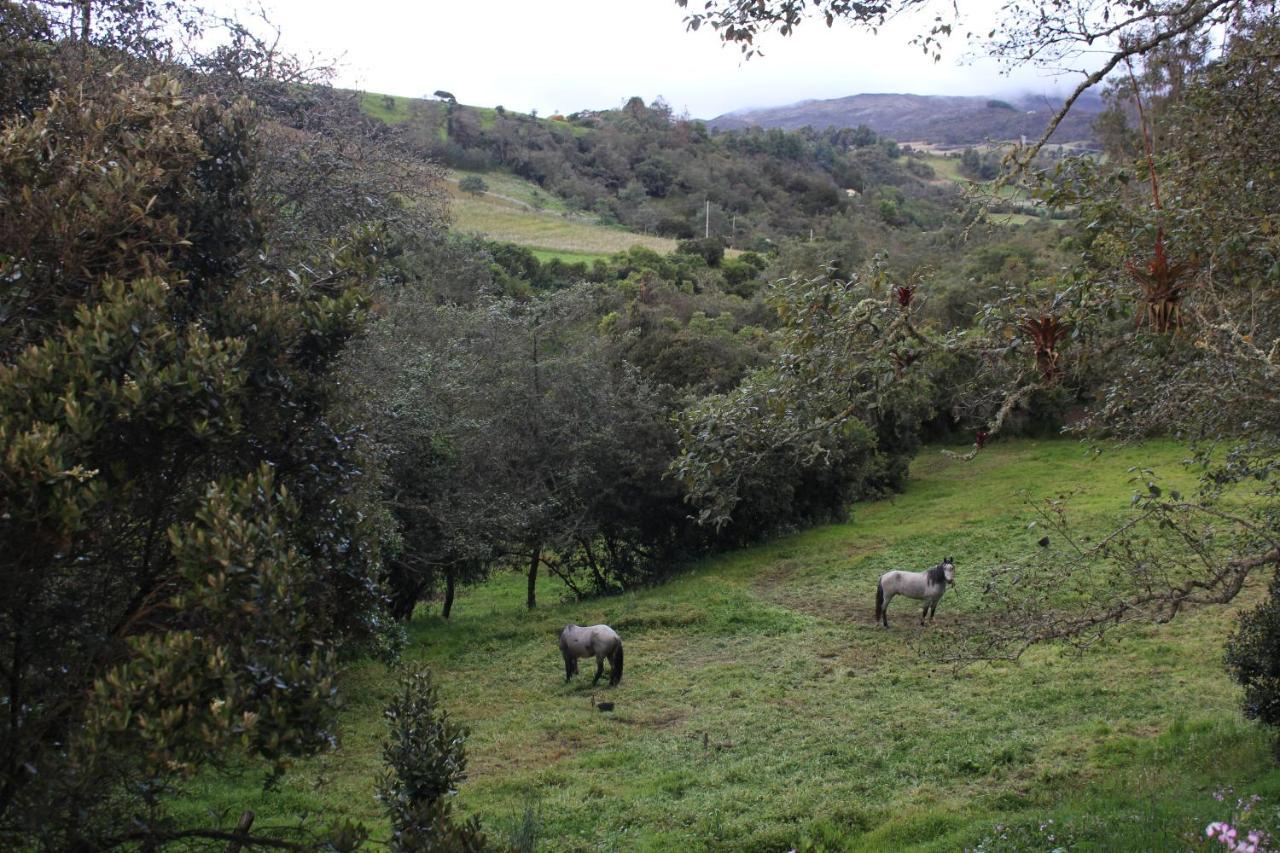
[676,236,727,267]
[0,55,393,852]
[1226,569,1280,732]
[378,669,489,851]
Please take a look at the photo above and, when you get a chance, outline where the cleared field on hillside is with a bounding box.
[447,174,676,259]
[918,153,1071,229]
[918,152,965,182]
[182,439,1279,850]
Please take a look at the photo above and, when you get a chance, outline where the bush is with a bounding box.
[1226,568,1280,732]
[459,174,488,194]
[378,668,490,852]
[676,236,726,267]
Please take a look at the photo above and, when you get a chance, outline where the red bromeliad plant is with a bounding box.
[1123,60,1195,334]
[1125,230,1193,333]
[1018,315,1071,382]
[894,284,916,312]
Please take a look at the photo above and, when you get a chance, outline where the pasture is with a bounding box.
[446,172,677,259]
[183,439,1280,850]
[915,153,1069,228]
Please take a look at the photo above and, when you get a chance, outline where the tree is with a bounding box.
[674,0,1280,677]
[0,7,442,845]
[459,174,489,195]
[345,277,714,615]
[674,264,945,530]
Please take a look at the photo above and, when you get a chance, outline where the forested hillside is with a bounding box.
[708,90,1106,146]
[368,93,961,245]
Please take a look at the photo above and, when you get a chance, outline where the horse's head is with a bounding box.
[942,557,956,586]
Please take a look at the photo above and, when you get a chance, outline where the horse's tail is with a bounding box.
[875,580,884,622]
[610,640,624,686]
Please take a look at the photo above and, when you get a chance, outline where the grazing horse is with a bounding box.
[559,624,624,687]
[874,557,955,628]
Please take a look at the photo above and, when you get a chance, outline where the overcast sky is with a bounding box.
[205,0,1083,119]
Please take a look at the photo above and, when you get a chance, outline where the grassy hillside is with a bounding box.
[356,94,660,259]
[182,439,1279,849]
[447,170,677,259]
[915,152,1068,228]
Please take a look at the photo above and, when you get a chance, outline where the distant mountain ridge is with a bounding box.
[707,91,1105,146]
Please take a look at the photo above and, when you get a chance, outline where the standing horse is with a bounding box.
[559,624,624,687]
[874,557,955,628]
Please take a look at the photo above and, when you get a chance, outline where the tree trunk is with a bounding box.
[442,570,456,619]
[527,546,540,609]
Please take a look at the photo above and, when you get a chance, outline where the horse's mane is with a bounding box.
[927,561,948,586]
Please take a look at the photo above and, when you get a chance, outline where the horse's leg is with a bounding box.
[921,603,929,625]
[592,655,605,686]
[882,590,893,628]
[563,651,574,682]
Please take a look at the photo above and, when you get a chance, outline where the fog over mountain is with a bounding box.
[708,90,1106,146]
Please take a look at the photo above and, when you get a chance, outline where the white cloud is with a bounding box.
[202,0,1085,118]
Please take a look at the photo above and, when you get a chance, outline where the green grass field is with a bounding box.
[529,248,609,265]
[447,174,677,258]
[917,154,1071,228]
[919,153,966,183]
[358,91,417,125]
[182,439,1279,850]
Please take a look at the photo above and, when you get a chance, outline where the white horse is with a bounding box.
[558,624,624,686]
[874,557,955,628]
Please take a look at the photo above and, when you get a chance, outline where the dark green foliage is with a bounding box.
[719,258,762,296]
[85,467,339,771]
[0,14,417,844]
[1226,569,1280,730]
[346,227,785,612]
[676,236,726,267]
[959,147,1001,180]
[459,174,489,195]
[674,263,946,529]
[904,157,936,180]
[346,282,719,611]
[0,1,57,117]
[378,668,489,852]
